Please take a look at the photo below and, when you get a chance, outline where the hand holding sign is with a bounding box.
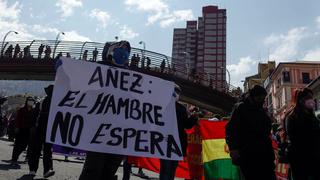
[46,57,183,160]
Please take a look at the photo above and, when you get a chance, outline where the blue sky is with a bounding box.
[1,0,320,87]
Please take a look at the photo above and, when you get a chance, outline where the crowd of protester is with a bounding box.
[1,40,319,180]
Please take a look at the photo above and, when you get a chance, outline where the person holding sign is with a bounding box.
[79,41,131,180]
[159,85,198,180]
[47,40,184,179]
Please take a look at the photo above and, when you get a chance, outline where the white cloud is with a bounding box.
[119,25,139,40]
[61,31,91,41]
[125,0,168,15]
[55,0,82,18]
[0,20,35,40]
[124,0,194,27]
[89,9,111,28]
[0,0,90,44]
[160,10,194,28]
[32,24,59,34]
[303,47,320,61]
[227,56,257,87]
[0,0,20,20]
[264,27,307,61]
[0,0,35,40]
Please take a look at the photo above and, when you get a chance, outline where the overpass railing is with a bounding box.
[0,40,239,96]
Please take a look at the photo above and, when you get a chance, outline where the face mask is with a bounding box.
[304,99,315,110]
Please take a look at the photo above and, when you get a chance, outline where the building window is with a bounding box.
[282,71,290,82]
[276,78,281,88]
[302,72,310,84]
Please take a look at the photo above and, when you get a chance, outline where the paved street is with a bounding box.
[0,137,164,180]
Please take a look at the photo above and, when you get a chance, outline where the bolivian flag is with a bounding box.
[199,120,240,180]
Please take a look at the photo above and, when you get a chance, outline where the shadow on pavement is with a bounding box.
[0,137,12,142]
[132,172,160,180]
[17,174,49,180]
[0,163,21,170]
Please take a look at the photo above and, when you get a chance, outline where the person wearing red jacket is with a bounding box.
[10,97,38,166]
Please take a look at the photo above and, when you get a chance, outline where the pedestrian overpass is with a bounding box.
[0,40,238,115]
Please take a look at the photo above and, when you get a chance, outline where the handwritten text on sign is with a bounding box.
[46,57,183,160]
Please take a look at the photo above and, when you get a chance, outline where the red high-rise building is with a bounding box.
[172,6,227,91]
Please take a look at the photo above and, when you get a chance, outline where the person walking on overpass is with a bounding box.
[92,48,99,62]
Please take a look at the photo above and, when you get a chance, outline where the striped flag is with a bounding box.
[199,120,241,180]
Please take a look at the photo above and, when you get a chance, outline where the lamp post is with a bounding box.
[53,31,65,58]
[220,66,230,92]
[80,41,89,60]
[139,41,146,68]
[1,31,18,57]
[139,41,146,57]
[115,36,119,42]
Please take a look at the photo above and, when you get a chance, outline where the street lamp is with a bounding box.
[139,41,146,67]
[80,41,89,60]
[220,66,230,91]
[1,30,18,57]
[139,41,146,57]
[139,41,146,50]
[53,31,65,58]
[115,36,119,42]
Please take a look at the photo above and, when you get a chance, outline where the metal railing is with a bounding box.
[0,40,239,96]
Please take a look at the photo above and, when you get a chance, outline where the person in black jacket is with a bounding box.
[28,85,55,178]
[159,84,198,180]
[10,97,37,166]
[286,88,320,180]
[226,85,276,180]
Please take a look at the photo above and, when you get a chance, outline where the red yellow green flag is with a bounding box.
[199,120,240,180]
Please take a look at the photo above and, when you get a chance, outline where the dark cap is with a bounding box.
[249,85,267,97]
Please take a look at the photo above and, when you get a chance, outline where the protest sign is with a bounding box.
[46,57,183,160]
[52,145,86,158]
[128,126,204,179]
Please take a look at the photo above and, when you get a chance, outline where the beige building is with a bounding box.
[265,61,320,122]
[243,61,275,92]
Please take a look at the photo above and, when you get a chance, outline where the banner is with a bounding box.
[52,145,86,157]
[46,57,183,160]
[128,126,204,179]
[199,120,240,180]
[275,160,289,180]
